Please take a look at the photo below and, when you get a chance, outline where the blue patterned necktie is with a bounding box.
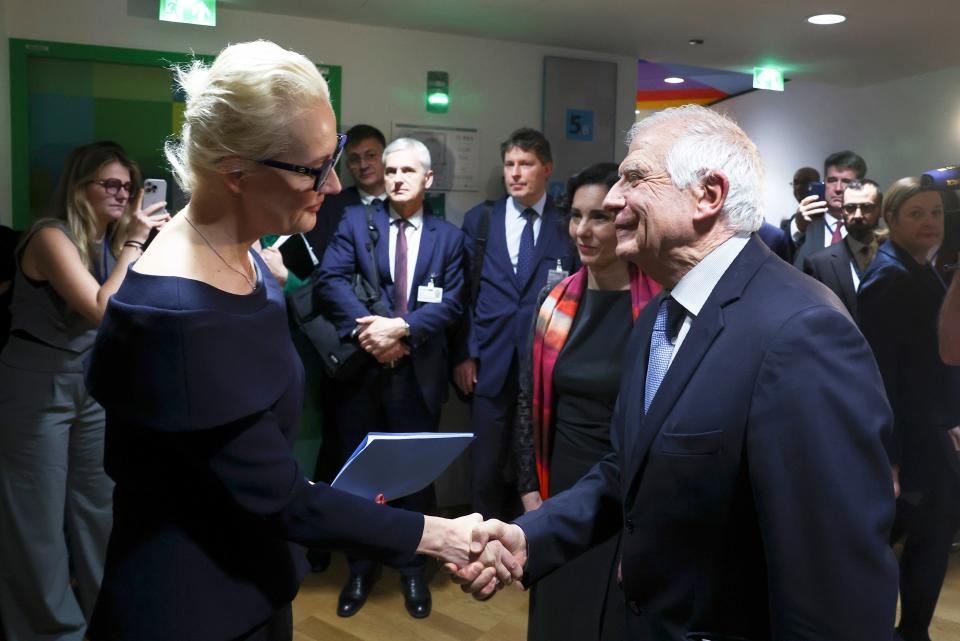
[516,208,537,283]
[644,297,686,414]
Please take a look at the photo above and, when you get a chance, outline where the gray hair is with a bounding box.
[627,104,765,234]
[382,137,432,172]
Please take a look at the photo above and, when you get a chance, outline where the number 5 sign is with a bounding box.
[565,109,594,141]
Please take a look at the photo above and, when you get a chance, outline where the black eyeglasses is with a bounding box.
[842,203,878,214]
[257,133,347,192]
[94,179,133,196]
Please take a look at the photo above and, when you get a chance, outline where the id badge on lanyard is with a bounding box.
[545,258,568,289]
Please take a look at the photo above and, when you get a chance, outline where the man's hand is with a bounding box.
[453,358,478,395]
[356,315,407,361]
[417,514,522,588]
[795,194,829,233]
[445,519,528,600]
[520,491,543,513]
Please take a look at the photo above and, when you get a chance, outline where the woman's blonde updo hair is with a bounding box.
[165,40,331,193]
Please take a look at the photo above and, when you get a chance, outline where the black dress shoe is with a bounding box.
[306,548,331,573]
[337,573,376,617]
[401,575,431,619]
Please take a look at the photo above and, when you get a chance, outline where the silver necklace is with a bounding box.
[182,215,256,292]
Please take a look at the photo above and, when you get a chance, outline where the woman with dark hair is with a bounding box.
[858,177,960,641]
[0,141,169,641]
[513,162,660,641]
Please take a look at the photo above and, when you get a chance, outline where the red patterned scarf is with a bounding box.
[531,264,660,498]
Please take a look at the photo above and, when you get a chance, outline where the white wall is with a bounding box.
[3,0,638,227]
[718,67,960,224]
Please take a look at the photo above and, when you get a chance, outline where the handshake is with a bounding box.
[417,514,528,600]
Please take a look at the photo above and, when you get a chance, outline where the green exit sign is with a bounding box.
[159,0,216,27]
[753,67,784,92]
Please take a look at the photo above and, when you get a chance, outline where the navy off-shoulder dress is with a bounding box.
[85,252,424,641]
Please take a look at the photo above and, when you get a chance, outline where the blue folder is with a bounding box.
[331,432,474,501]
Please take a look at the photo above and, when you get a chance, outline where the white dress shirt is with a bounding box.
[358,187,387,205]
[388,206,424,305]
[667,233,752,366]
[505,194,546,273]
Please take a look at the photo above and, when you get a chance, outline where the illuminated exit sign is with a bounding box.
[159,0,216,27]
[753,67,784,92]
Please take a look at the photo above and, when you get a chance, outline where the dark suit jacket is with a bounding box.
[858,240,960,489]
[757,220,791,262]
[456,196,577,398]
[802,240,858,320]
[791,216,827,268]
[304,185,363,269]
[516,235,897,640]
[317,203,465,415]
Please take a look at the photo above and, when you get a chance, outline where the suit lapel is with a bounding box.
[488,200,515,288]
[624,237,770,496]
[830,245,858,311]
[409,215,437,310]
[372,207,393,304]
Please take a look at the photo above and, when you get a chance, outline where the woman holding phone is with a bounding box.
[83,41,500,641]
[0,141,169,641]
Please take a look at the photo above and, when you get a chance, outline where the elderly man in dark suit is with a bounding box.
[803,178,884,320]
[318,137,465,620]
[456,105,897,641]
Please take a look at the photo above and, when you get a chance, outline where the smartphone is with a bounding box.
[142,178,167,212]
[806,181,826,202]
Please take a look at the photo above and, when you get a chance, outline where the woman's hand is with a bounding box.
[520,491,542,513]
[126,190,170,244]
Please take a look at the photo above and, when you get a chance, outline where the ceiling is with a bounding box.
[223,0,960,87]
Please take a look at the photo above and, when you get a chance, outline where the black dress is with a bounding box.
[523,288,632,641]
[84,253,424,641]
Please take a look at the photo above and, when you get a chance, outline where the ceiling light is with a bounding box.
[688,38,704,45]
[807,14,846,25]
[664,77,685,84]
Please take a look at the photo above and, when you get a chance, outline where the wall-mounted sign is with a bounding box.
[753,67,784,92]
[159,0,216,26]
[392,123,479,192]
[565,109,594,141]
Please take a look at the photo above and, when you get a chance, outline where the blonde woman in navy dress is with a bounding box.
[84,41,513,641]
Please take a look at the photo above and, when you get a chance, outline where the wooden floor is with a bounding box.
[294,551,960,641]
[292,554,529,641]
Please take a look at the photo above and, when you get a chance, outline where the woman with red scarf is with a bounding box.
[513,163,659,641]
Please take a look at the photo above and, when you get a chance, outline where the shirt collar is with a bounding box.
[670,233,751,317]
[358,187,386,205]
[508,193,547,219]
[389,206,424,231]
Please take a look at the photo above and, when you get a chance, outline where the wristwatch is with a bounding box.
[402,319,411,337]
